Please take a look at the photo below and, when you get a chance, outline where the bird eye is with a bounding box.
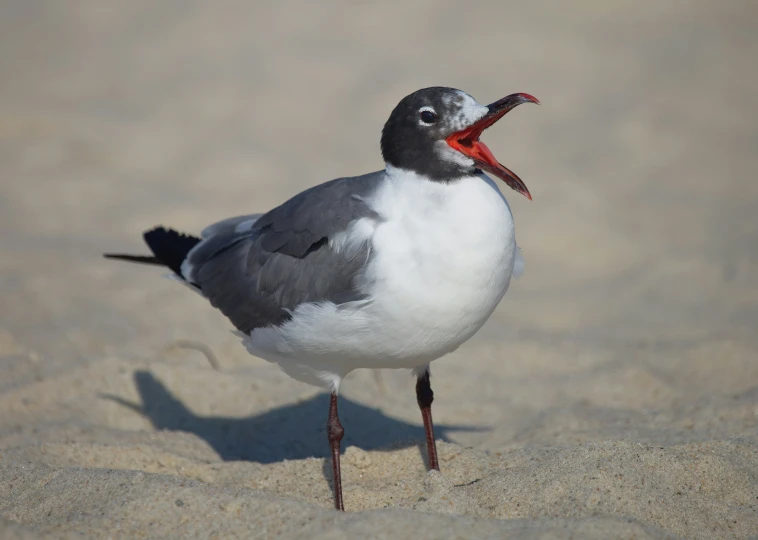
[419,110,437,125]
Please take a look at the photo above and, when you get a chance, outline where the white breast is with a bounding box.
[244,168,520,388]
[356,168,518,363]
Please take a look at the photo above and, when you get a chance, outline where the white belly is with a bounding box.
[243,171,518,388]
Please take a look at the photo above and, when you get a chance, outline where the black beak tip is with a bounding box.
[487,92,541,114]
[518,92,540,105]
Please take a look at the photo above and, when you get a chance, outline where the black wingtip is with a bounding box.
[104,253,163,265]
[143,226,201,277]
[104,227,200,278]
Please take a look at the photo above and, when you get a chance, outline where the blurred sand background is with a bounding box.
[1,0,757,538]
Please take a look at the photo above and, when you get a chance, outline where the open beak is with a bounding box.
[445,93,539,200]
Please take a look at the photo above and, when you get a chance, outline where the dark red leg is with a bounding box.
[416,370,439,471]
[327,393,345,510]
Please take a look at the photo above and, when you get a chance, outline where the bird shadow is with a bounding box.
[101,370,482,469]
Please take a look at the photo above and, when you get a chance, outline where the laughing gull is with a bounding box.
[105,86,538,510]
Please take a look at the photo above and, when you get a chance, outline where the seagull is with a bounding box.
[105,86,538,511]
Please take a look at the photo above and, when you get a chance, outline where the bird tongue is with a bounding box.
[445,92,538,200]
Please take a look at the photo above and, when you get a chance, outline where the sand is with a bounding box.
[1,0,757,538]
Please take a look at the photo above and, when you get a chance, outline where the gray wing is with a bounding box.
[253,172,384,258]
[185,171,384,333]
[200,214,262,238]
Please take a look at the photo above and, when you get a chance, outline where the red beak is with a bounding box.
[445,92,539,200]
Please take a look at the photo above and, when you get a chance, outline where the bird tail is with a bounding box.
[104,227,201,279]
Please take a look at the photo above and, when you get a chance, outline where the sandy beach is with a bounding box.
[1,1,757,537]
